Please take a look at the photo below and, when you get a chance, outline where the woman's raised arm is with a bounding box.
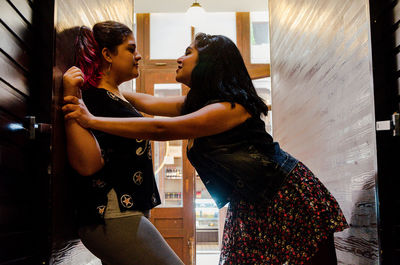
[63,67,104,176]
[64,120,104,176]
[123,91,186,117]
[63,96,251,141]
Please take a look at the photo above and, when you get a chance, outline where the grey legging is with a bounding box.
[79,215,184,265]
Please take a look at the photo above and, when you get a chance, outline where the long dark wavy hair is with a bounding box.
[75,21,132,88]
[181,33,268,117]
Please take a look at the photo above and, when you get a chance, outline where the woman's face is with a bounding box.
[175,43,199,87]
[109,34,141,82]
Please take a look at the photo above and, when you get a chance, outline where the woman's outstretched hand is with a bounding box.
[63,96,94,128]
[63,66,84,98]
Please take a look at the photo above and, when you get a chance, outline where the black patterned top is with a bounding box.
[76,86,161,225]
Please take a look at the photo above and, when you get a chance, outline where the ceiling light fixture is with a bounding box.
[186,0,206,27]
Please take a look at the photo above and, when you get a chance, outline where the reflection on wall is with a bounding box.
[51,0,134,264]
[56,0,133,31]
[55,0,135,91]
[269,0,378,264]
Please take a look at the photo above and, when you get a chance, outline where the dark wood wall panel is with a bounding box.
[0,230,35,262]
[0,114,27,147]
[0,0,55,263]
[0,54,28,96]
[7,0,33,25]
[0,23,29,71]
[0,0,46,264]
[269,0,378,264]
[0,140,24,172]
[0,168,24,200]
[0,200,32,227]
[0,81,27,118]
[394,1,400,22]
[0,1,31,47]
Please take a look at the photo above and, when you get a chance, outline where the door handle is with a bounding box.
[393,112,400,136]
[376,112,399,136]
[26,116,52,140]
[8,116,52,140]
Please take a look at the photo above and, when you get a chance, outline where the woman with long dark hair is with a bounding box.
[64,32,348,264]
[63,21,184,265]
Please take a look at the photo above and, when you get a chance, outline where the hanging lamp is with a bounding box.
[186,0,206,27]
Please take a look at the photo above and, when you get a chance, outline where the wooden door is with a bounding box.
[0,0,53,264]
[135,13,196,265]
[369,1,400,263]
[136,68,196,265]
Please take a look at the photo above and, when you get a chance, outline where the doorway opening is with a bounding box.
[134,1,271,264]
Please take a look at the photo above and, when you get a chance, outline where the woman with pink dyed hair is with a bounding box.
[63,21,183,265]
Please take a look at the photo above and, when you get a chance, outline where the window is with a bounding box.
[150,13,191,60]
[250,11,270,64]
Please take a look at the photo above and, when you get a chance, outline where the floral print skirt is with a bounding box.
[219,162,348,265]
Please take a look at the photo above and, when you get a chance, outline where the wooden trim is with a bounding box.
[158,229,186,238]
[236,12,270,79]
[151,207,183,216]
[182,138,195,264]
[136,13,145,92]
[143,13,150,61]
[191,26,195,42]
[139,65,194,263]
[236,12,250,65]
[139,13,177,67]
[248,64,270,79]
[138,12,270,79]
[143,60,177,68]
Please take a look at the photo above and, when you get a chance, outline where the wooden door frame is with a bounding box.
[137,66,195,264]
[135,12,270,87]
[236,12,270,79]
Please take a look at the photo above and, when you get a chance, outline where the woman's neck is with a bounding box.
[97,76,129,102]
[98,77,121,95]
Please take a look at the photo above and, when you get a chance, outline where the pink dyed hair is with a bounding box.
[75,26,102,88]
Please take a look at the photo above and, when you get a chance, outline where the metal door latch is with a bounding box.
[376,112,400,136]
[26,116,52,139]
[8,116,52,140]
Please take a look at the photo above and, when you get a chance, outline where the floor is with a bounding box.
[64,240,221,265]
[196,243,220,265]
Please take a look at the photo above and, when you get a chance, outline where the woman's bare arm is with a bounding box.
[63,97,251,141]
[64,120,104,176]
[63,67,104,176]
[123,91,186,117]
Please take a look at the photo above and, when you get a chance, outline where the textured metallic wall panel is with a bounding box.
[56,0,133,31]
[269,0,378,264]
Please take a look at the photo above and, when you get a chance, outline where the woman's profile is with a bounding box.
[63,21,184,265]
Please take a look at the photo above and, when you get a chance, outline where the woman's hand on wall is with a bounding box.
[63,66,83,98]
